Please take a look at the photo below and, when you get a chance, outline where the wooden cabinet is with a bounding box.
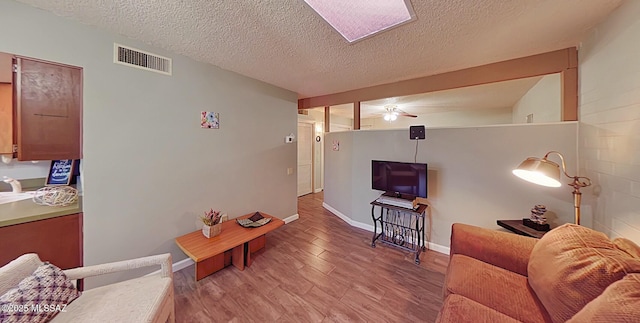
[0,53,13,155]
[0,52,12,83]
[0,213,83,270]
[0,53,82,160]
[0,83,12,155]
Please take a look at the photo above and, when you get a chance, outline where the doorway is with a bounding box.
[297,122,313,196]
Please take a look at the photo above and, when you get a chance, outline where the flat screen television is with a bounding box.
[372,160,428,198]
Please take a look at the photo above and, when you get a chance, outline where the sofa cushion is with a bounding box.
[436,294,521,323]
[0,262,80,323]
[528,224,640,323]
[0,254,42,296]
[613,237,640,259]
[444,254,551,323]
[450,223,538,276]
[568,273,640,322]
[50,275,173,323]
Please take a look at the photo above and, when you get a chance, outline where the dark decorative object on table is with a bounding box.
[522,218,550,231]
[237,212,271,228]
[523,204,550,231]
[249,212,264,222]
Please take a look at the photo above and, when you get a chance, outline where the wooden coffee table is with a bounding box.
[175,212,284,280]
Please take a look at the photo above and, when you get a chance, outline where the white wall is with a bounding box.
[512,73,562,124]
[0,160,50,181]
[308,108,353,129]
[307,109,325,122]
[323,133,353,217]
[578,0,640,244]
[0,0,298,287]
[324,123,579,251]
[361,107,512,130]
[329,114,353,131]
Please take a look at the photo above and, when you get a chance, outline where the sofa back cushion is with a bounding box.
[613,237,640,258]
[528,224,640,323]
[0,253,42,296]
[568,273,640,322]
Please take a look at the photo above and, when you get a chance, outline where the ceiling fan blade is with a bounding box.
[397,109,417,118]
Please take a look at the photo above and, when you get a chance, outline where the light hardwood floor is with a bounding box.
[174,192,450,322]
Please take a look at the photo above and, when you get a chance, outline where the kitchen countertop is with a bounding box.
[0,178,82,227]
[0,196,82,227]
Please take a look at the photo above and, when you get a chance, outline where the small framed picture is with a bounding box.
[46,159,77,186]
[201,111,220,129]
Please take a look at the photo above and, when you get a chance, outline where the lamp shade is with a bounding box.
[512,157,562,187]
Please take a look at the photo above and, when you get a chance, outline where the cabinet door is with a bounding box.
[0,53,13,154]
[0,52,12,83]
[15,57,82,160]
[0,213,83,270]
[0,84,12,154]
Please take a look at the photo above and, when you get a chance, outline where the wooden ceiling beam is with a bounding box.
[298,47,578,121]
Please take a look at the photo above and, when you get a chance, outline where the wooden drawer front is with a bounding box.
[0,213,83,270]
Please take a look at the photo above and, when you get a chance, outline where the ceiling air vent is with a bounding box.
[114,43,172,75]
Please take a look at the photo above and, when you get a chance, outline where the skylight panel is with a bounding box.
[303,0,416,43]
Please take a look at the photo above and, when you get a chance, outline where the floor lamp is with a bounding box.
[512,151,592,225]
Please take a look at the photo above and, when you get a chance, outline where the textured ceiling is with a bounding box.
[16,0,622,99]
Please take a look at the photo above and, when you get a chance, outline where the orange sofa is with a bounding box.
[436,223,640,323]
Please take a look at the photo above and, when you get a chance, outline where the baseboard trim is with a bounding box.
[148,207,448,278]
[146,213,299,277]
[322,202,450,255]
[427,242,450,255]
[284,213,299,224]
[144,257,194,276]
[314,188,323,193]
[322,203,374,232]
[172,257,195,272]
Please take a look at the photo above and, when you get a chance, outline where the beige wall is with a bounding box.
[361,107,512,129]
[579,0,640,244]
[329,114,354,131]
[0,160,50,181]
[0,0,298,287]
[307,107,353,129]
[307,109,325,122]
[324,123,579,251]
[512,73,561,124]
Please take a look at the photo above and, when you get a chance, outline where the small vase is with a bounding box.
[202,223,222,238]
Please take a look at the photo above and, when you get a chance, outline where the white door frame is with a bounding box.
[314,121,324,193]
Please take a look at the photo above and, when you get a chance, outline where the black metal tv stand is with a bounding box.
[370,200,428,264]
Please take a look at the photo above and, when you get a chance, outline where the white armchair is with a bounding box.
[0,253,175,323]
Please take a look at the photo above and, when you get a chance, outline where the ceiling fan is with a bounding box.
[381,105,417,121]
